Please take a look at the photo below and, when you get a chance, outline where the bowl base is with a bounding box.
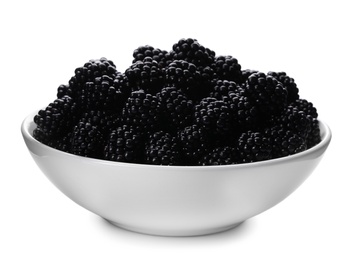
[104,219,244,237]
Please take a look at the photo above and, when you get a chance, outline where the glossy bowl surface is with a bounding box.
[21,112,331,236]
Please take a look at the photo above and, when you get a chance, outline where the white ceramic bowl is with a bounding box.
[21,111,331,236]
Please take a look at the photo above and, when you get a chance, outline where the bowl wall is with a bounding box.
[21,112,331,236]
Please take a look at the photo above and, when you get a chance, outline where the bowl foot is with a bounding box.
[104,219,244,237]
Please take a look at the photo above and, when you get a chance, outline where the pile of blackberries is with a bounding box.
[33,38,321,166]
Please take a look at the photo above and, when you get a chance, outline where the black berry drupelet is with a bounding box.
[267,71,299,103]
[241,72,288,119]
[71,121,104,159]
[144,131,181,165]
[198,146,237,166]
[156,86,193,132]
[132,45,173,68]
[172,38,216,67]
[213,56,242,83]
[178,124,210,165]
[104,125,144,163]
[121,89,161,132]
[193,97,233,136]
[125,57,164,94]
[33,95,79,139]
[236,131,272,163]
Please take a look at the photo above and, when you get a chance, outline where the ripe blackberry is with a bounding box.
[83,75,123,112]
[197,65,217,98]
[178,124,210,165]
[71,121,104,159]
[240,69,258,84]
[289,99,320,148]
[242,72,288,118]
[59,58,117,101]
[104,125,144,163]
[77,110,120,138]
[236,131,272,163]
[276,105,311,139]
[198,146,237,166]
[113,72,136,100]
[121,90,161,132]
[213,56,242,83]
[33,128,73,153]
[265,126,307,158]
[226,92,260,132]
[33,95,79,138]
[210,80,239,100]
[307,117,321,148]
[144,131,181,165]
[156,86,193,131]
[194,97,232,135]
[290,99,318,118]
[164,60,201,97]
[132,45,173,68]
[172,38,216,67]
[267,71,299,103]
[125,57,164,94]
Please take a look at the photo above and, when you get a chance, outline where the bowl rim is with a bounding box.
[22,110,332,170]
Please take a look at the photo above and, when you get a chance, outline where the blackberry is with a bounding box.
[121,90,161,132]
[194,97,232,135]
[113,72,135,100]
[210,80,239,100]
[213,56,242,83]
[240,69,258,84]
[77,110,120,138]
[178,124,210,164]
[83,75,123,112]
[265,126,307,158]
[226,92,260,132]
[242,72,288,118]
[156,86,193,131]
[236,131,272,163]
[104,125,144,163]
[125,57,164,94]
[164,60,201,98]
[33,128,73,153]
[276,105,311,139]
[132,45,173,68]
[307,117,321,148]
[59,58,118,101]
[144,131,181,165]
[289,99,320,148]
[33,95,79,138]
[267,71,299,103]
[172,38,215,67]
[198,146,237,166]
[197,65,217,98]
[290,99,318,118]
[57,84,72,98]
[71,121,104,159]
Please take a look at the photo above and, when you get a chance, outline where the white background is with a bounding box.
[1,0,351,259]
